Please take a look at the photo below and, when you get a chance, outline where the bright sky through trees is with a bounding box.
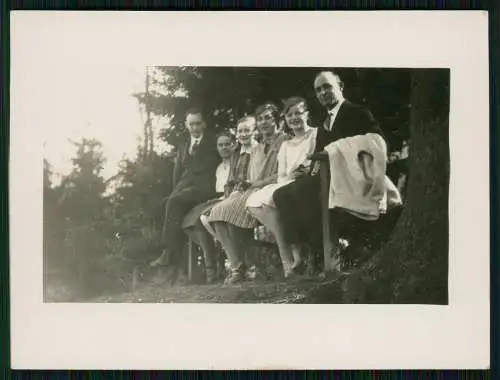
[43,64,168,184]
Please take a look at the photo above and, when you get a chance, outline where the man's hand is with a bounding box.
[290,164,310,179]
[310,160,321,176]
[388,152,401,163]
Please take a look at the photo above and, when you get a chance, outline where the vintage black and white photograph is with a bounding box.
[10,11,489,369]
[42,65,450,304]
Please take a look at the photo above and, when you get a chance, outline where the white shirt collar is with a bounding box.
[217,159,231,172]
[328,98,345,115]
[216,160,231,193]
[220,159,231,168]
[239,144,253,155]
[190,134,203,144]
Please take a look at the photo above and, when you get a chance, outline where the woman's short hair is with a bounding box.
[236,115,256,127]
[254,102,280,122]
[281,96,310,134]
[216,130,236,143]
[282,96,308,115]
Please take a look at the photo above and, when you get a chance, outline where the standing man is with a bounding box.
[150,107,221,280]
[272,71,385,272]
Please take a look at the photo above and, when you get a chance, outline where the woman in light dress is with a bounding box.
[246,97,317,278]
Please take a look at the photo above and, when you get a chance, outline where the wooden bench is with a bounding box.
[184,153,334,283]
[185,151,405,282]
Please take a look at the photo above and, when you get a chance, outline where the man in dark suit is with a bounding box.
[150,107,221,272]
[272,71,385,271]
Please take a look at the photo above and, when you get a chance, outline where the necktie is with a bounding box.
[190,140,199,155]
[325,112,333,131]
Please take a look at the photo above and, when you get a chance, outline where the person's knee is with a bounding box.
[192,219,205,231]
[212,221,226,235]
[247,206,262,220]
[199,214,210,229]
[272,187,289,207]
[183,226,196,241]
[274,177,310,206]
[200,216,216,237]
[166,193,189,215]
[192,221,210,238]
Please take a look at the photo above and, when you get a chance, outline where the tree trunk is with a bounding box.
[305,69,450,304]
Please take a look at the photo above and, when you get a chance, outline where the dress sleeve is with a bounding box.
[305,128,318,166]
[309,128,318,154]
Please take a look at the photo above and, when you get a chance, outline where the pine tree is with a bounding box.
[58,138,108,224]
[54,138,110,297]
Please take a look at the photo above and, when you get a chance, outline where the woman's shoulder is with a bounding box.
[309,127,318,139]
[283,128,317,145]
[276,132,292,145]
[250,142,264,154]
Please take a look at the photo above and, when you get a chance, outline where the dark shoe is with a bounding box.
[289,261,307,276]
[283,262,307,282]
[224,264,247,285]
[247,265,267,281]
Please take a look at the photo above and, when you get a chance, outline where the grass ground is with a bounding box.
[87,271,344,304]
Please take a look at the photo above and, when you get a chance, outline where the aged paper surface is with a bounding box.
[10,11,489,369]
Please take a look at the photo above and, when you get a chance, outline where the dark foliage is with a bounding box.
[145,67,413,153]
[43,67,449,304]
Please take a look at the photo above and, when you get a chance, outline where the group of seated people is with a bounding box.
[149,70,403,285]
